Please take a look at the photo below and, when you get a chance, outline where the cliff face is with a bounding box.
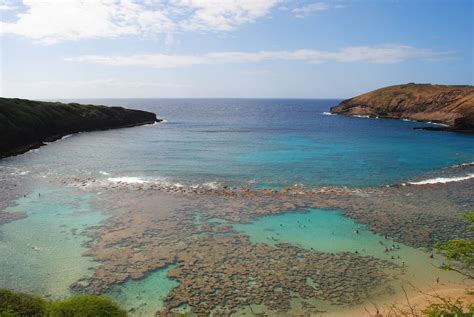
[0,98,160,158]
[330,84,474,132]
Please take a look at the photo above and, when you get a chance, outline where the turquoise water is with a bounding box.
[108,266,179,316]
[233,209,384,254]
[1,99,473,187]
[0,184,106,297]
[232,209,465,306]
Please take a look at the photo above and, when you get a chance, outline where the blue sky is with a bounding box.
[0,0,472,98]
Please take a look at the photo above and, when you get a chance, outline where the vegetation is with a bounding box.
[0,289,127,317]
[0,288,46,317]
[366,212,474,316]
[423,296,473,317]
[0,97,158,158]
[436,211,474,278]
[47,296,127,317]
[367,289,474,317]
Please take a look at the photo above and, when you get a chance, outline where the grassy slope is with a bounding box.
[330,84,474,131]
[0,98,158,158]
[0,288,128,316]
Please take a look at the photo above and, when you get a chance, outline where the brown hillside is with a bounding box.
[330,84,474,132]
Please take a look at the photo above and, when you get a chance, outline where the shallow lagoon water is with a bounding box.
[0,183,106,297]
[233,209,458,284]
[108,266,179,317]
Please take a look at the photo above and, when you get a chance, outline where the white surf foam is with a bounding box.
[107,177,149,184]
[408,173,474,185]
[322,112,335,116]
[202,181,221,190]
[44,134,73,145]
[426,121,449,127]
[353,115,370,118]
[99,171,111,176]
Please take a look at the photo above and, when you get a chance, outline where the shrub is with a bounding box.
[0,288,46,317]
[47,295,127,317]
[0,289,127,317]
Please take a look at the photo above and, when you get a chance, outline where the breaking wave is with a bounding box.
[108,177,149,184]
[408,173,474,185]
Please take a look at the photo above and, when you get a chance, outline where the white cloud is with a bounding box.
[0,0,16,11]
[65,45,453,67]
[293,2,329,14]
[0,4,14,11]
[292,1,346,17]
[173,0,278,31]
[0,0,278,44]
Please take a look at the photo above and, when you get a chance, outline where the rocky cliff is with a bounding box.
[0,98,160,158]
[330,84,474,132]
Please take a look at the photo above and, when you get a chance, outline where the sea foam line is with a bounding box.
[107,177,150,184]
[408,173,474,185]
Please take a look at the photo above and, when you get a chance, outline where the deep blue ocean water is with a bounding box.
[3,98,473,187]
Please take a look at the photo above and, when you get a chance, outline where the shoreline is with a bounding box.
[0,120,159,159]
[330,112,474,134]
[329,83,474,134]
[322,283,473,317]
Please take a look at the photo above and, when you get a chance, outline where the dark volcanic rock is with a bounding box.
[330,83,474,133]
[0,97,160,158]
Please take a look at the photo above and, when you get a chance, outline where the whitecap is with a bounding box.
[203,181,221,190]
[408,173,474,185]
[99,171,111,176]
[322,112,335,116]
[107,177,149,184]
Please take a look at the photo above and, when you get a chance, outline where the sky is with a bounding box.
[0,0,472,99]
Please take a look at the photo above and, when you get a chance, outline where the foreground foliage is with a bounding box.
[423,296,474,317]
[0,289,127,317]
[436,211,474,278]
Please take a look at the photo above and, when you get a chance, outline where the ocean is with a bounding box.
[0,99,473,316]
